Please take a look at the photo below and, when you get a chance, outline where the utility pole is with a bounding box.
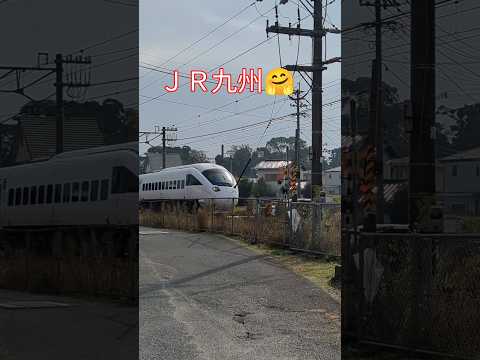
[221,144,224,161]
[374,0,384,224]
[162,127,166,169]
[54,54,91,154]
[360,0,401,226]
[55,54,64,155]
[0,53,90,154]
[266,0,341,202]
[410,0,436,230]
[289,82,307,199]
[158,126,178,169]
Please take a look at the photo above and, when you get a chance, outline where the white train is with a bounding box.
[0,142,138,228]
[139,163,238,210]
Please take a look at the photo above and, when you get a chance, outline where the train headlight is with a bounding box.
[212,186,221,192]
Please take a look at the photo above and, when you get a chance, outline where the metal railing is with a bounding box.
[140,197,341,256]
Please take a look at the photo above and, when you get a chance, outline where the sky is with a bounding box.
[140,0,341,160]
[0,0,137,124]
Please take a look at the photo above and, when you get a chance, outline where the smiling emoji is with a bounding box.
[265,67,294,96]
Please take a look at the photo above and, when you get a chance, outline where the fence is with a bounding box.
[342,231,480,359]
[140,198,341,257]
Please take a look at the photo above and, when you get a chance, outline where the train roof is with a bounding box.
[141,163,228,176]
[0,142,138,170]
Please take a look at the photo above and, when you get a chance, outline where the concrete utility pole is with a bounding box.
[159,126,178,169]
[55,54,64,155]
[266,0,341,202]
[410,0,436,230]
[360,0,401,226]
[0,53,91,154]
[162,127,166,169]
[374,0,384,224]
[289,82,308,199]
[55,54,91,154]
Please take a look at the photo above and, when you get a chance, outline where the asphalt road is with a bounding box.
[140,227,340,360]
[0,289,138,360]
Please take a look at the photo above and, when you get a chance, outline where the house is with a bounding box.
[438,146,480,216]
[323,166,341,195]
[14,113,105,163]
[254,160,292,194]
[384,147,480,216]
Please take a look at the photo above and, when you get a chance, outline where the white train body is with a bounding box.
[0,142,138,228]
[139,163,238,209]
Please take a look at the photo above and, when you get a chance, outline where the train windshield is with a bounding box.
[202,169,235,187]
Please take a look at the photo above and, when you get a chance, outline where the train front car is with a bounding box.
[197,164,238,211]
[139,163,238,211]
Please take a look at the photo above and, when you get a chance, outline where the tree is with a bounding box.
[147,145,206,164]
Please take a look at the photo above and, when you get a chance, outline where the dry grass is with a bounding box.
[225,238,340,302]
[140,204,341,256]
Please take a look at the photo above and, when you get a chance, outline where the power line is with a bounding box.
[140,2,259,89]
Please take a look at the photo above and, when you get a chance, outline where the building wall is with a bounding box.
[442,160,480,193]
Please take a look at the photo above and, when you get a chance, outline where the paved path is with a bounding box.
[140,227,340,360]
[0,289,137,359]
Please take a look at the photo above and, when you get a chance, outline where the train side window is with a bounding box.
[186,174,201,186]
[30,186,37,205]
[148,183,151,191]
[172,181,176,190]
[161,182,164,190]
[8,189,13,206]
[100,179,109,200]
[63,183,71,203]
[81,181,89,201]
[46,185,53,204]
[72,182,79,202]
[38,185,45,204]
[54,184,62,203]
[15,188,21,206]
[23,187,29,205]
[181,180,185,189]
[168,181,171,190]
[154,182,158,191]
[142,183,145,191]
[91,180,99,201]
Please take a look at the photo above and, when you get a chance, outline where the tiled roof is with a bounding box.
[254,160,292,170]
[18,114,105,160]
